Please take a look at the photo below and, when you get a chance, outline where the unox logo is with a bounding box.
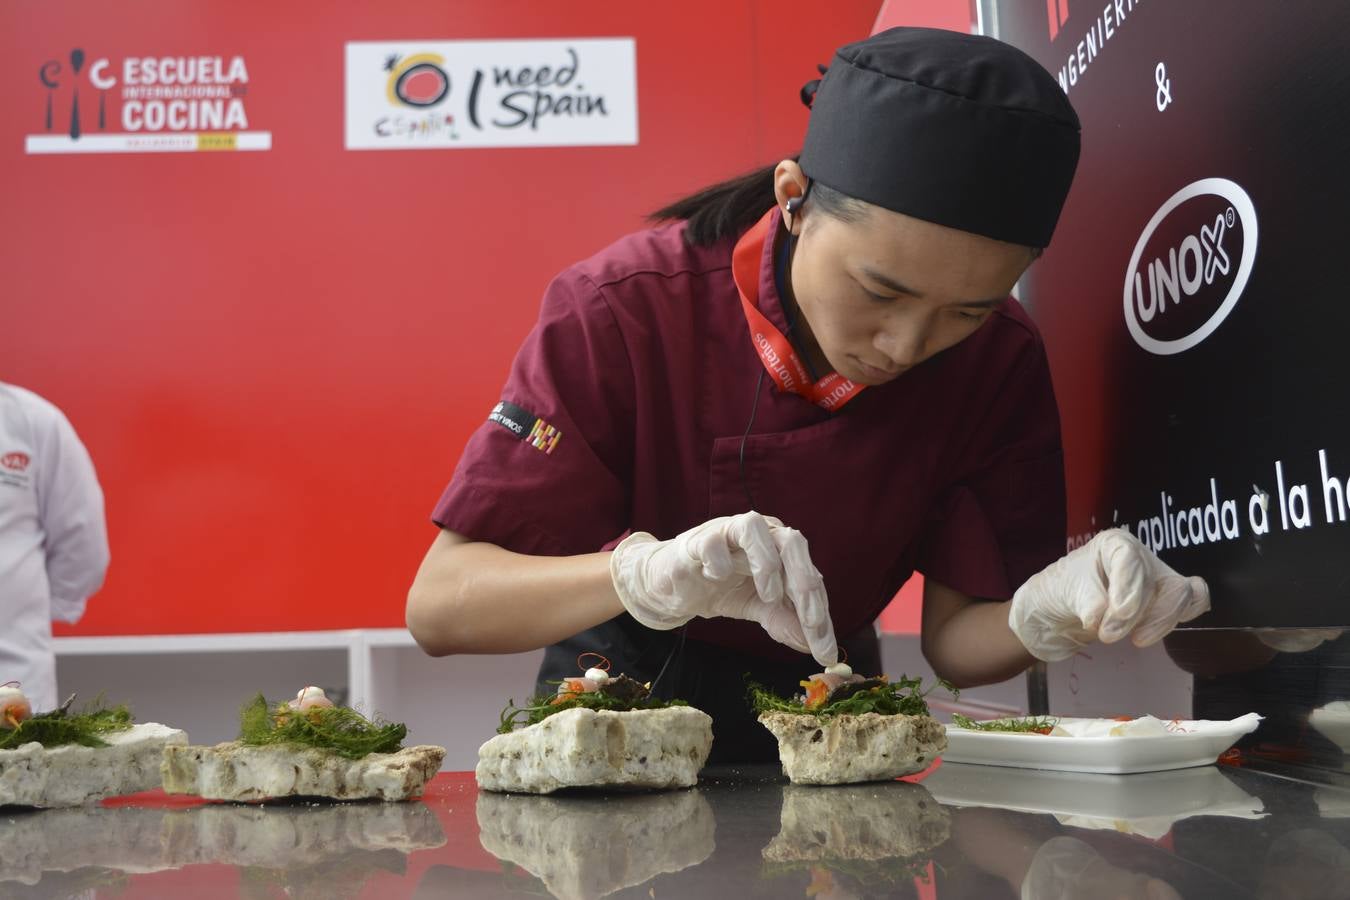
[1,452,30,472]
[1123,178,1259,356]
[1047,0,1070,40]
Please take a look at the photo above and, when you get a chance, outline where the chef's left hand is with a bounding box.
[1008,529,1211,662]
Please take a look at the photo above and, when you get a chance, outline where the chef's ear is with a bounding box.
[773,160,809,235]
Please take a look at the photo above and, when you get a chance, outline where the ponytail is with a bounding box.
[651,158,871,246]
[648,162,780,246]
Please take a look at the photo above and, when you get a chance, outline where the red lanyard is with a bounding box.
[731,210,866,412]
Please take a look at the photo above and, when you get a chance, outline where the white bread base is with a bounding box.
[0,723,187,808]
[758,711,946,785]
[476,706,713,794]
[161,741,444,802]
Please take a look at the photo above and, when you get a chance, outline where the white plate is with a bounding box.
[942,714,1261,774]
[924,762,1264,840]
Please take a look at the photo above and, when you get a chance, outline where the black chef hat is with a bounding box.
[799,27,1080,248]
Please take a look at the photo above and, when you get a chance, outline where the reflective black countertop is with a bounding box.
[4,763,1349,899]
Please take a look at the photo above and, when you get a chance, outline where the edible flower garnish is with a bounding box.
[0,682,31,730]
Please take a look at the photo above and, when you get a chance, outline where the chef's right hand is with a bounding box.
[609,511,838,666]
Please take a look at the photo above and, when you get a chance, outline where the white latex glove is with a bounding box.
[609,511,838,665]
[1009,529,1211,662]
[1254,628,1344,654]
[1022,836,1182,900]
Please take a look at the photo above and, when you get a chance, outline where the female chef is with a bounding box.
[406,28,1210,760]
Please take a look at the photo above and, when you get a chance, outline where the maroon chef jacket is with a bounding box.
[432,207,1066,664]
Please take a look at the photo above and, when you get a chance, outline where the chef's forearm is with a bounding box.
[921,579,1036,688]
[406,529,624,655]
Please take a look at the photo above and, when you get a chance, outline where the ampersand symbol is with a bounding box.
[1155,62,1173,111]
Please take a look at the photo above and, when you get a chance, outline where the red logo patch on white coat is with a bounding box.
[1,452,30,472]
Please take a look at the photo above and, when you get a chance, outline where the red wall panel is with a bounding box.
[870,0,977,636]
[2,1,883,635]
[874,0,976,33]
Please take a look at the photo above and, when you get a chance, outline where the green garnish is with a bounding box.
[749,675,955,719]
[237,694,406,759]
[497,676,688,734]
[950,713,1059,734]
[0,698,132,751]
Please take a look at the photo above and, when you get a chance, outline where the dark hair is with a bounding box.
[650,159,1044,259]
[649,158,867,246]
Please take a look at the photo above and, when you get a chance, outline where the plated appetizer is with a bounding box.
[477,654,713,794]
[0,682,187,808]
[942,713,1263,773]
[950,713,1236,737]
[751,663,950,785]
[161,686,444,802]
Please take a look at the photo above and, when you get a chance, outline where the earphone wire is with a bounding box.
[738,367,767,510]
[648,623,688,696]
[738,223,804,511]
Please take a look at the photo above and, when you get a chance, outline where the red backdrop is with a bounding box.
[1,1,973,637]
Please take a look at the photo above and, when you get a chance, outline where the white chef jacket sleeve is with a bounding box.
[32,402,109,623]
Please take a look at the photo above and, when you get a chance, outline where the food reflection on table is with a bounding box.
[0,798,446,895]
[475,787,715,900]
[925,761,1264,840]
[759,782,950,898]
[935,801,1270,899]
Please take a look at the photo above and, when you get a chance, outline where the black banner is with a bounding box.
[986,0,1350,626]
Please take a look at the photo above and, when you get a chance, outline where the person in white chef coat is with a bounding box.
[0,382,109,712]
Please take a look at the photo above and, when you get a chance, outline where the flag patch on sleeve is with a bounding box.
[489,400,562,455]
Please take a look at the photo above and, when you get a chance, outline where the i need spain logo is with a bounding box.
[345,39,637,151]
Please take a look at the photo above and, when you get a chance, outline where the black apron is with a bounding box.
[535,614,883,765]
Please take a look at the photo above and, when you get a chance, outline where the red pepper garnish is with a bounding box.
[801,679,830,710]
